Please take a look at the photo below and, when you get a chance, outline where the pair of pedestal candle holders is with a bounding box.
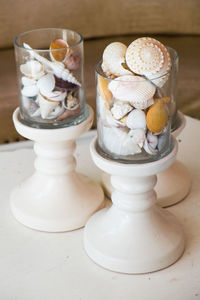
[11,28,191,274]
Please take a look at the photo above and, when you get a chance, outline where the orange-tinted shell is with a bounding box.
[50,39,69,62]
[146,99,168,133]
[98,75,112,108]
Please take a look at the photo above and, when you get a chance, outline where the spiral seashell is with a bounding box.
[126,37,171,87]
[102,42,132,77]
[23,43,81,87]
[108,75,156,109]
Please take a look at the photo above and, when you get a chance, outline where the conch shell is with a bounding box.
[108,75,156,109]
[102,42,132,77]
[126,37,171,87]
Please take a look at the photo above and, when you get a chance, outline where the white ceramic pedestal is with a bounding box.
[84,137,185,274]
[102,111,191,207]
[10,106,104,232]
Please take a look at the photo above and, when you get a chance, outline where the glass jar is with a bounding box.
[95,47,178,163]
[14,28,88,128]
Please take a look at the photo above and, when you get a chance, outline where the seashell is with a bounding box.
[126,37,171,88]
[102,126,141,156]
[146,99,168,133]
[98,75,113,109]
[102,42,132,77]
[63,53,80,70]
[37,73,55,95]
[47,105,65,119]
[64,93,79,110]
[143,138,158,155]
[108,75,156,109]
[146,131,158,149]
[56,105,80,121]
[37,93,59,119]
[54,76,78,90]
[43,90,67,102]
[23,43,81,87]
[21,84,39,97]
[20,60,45,80]
[126,109,146,130]
[128,128,145,148]
[50,38,70,62]
[21,76,36,86]
[111,101,133,120]
[103,105,126,128]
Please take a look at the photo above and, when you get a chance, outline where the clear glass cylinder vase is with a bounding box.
[95,47,178,163]
[14,28,87,128]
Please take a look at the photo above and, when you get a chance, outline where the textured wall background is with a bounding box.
[0,0,200,48]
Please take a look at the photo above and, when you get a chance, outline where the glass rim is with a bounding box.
[95,46,178,82]
[13,28,83,52]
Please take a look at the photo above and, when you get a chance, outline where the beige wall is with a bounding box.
[1,0,200,49]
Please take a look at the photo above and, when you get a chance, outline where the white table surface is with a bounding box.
[0,116,200,300]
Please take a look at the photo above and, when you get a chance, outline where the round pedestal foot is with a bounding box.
[10,107,105,232]
[156,160,191,207]
[84,137,185,274]
[10,173,104,232]
[84,205,184,274]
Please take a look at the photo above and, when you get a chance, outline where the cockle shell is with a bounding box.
[126,109,146,130]
[37,93,59,119]
[146,99,168,133]
[128,128,145,148]
[102,126,141,156]
[108,75,156,109]
[111,101,133,120]
[102,42,132,77]
[98,75,113,109]
[126,37,171,88]
[23,43,81,87]
[20,60,45,80]
[37,73,55,95]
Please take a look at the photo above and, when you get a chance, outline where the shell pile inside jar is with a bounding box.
[19,39,81,122]
[98,37,172,157]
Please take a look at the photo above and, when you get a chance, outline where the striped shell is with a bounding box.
[126,37,171,87]
[102,42,132,77]
[108,75,156,109]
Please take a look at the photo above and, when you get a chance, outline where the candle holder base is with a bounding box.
[10,107,104,232]
[84,138,185,274]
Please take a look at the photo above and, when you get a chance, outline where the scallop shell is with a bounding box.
[37,74,55,95]
[21,85,39,97]
[111,101,133,120]
[126,37,171,88]
[108,75,156,109]
[20,60,45,80]
[37,93,59,119]
[102,42,132,77]
[126,109,146,130]
[102,126,141,156]
[23,43,81,87]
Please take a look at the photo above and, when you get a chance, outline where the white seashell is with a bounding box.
[108,75,156,109]
[37,93,59,119]
[37,74,55,95]
[43,90,67,102]
[21,84,39,97]
[103,106,126,127]
[23,43,81,86]
[146,131,158,149]
[126,109,146,130]
[111,101,133,120]
[102,42,132,77]
[46,104,65,119]
[144,138,158,155]
[20,60,45,80]
[126,37,171,88]
[128,128,145,148]
[21,76,36,86]
[102,126,141,155]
